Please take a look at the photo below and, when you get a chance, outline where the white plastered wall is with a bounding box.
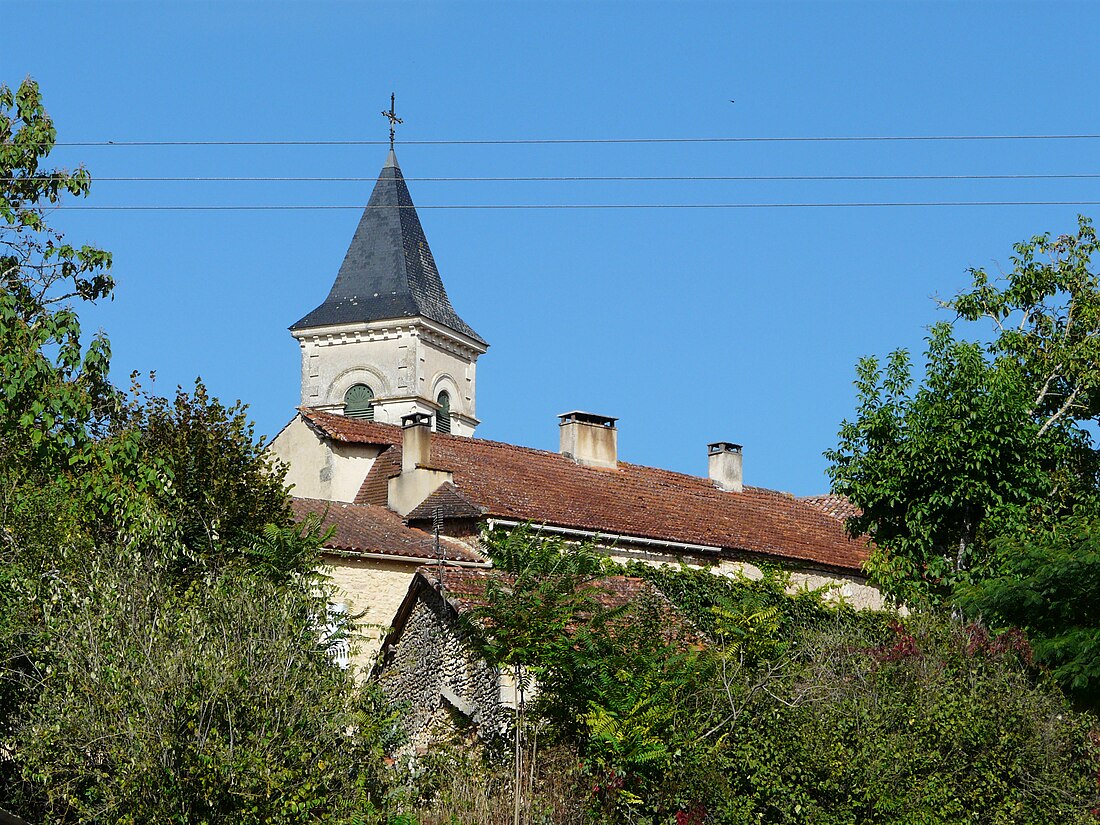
[325,556,420,670]
[604,547,887,611]
[269,416,382,502]
[293,318,484,436]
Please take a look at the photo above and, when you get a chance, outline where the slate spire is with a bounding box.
[291,150,484,344]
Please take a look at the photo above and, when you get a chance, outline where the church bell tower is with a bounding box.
[289,133,487,437]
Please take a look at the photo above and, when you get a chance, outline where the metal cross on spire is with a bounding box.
[381,93,403,150]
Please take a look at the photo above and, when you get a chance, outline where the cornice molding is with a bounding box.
[293,316,487,359]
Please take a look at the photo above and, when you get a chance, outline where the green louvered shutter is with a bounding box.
[344,384,374,420]
[436,391,451,434]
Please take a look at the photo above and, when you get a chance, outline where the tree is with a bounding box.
[827,219,1100,605]
[715,614,1100,824]
[951,218,1100,435]
[826,325,1053,604]
[959,518,1100,709]
[0,77,114,472]
[0,79,392,822]
[123,377,299,579]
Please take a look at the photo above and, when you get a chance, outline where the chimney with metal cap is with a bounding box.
[559,411,618,469]
[708,442,743,492]
[402,412,433,473]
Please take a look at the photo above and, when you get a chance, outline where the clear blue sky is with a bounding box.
[6,1,1099,495]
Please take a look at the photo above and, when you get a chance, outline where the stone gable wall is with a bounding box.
[379,586,509,752]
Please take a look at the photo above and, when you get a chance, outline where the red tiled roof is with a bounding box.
[405,566,699,647]
[415,566,657,613]
[300,407,401,446]
[299,409,870,573]
[406,482,486,522]
[800,494,861,522]
[291,497,486,564]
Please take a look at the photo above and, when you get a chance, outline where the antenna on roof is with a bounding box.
[434,505,444,593]
[381,92,403,150]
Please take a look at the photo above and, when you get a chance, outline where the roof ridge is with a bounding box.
[305,404,826,507]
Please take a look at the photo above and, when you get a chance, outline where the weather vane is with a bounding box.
[381,93,403,150]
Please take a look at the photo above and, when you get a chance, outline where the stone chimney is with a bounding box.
[559,411,618,469]
[401,412,433,472]
[708,442,743,492]
[389,412,453,516]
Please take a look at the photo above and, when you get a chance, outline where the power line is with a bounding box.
[7,173,1100,183]
[40,133,1100,147]
[46,201,1100,211]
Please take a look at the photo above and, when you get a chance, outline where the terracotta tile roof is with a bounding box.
[415,566,670,619]
[406,482,486,522]
[800,494,861,522]
[296,408,869,573]
[356,445,399,506]
[291,497,485,564]
[406,566,698,647]
[300,408,402,446]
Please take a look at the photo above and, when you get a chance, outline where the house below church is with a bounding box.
[269,145,881,671]
[375,564,692,752]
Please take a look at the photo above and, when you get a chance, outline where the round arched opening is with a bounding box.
[343,384,374,421]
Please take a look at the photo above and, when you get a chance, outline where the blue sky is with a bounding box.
[6,0,1099,495]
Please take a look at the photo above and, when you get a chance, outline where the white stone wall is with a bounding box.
[292,318,484,436]
[325,556,421,670]
[786,571,888,611]
[269,417,382,503]
[605,547,888,611]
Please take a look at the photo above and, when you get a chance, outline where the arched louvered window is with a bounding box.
[436,390,452,434]
[343,384,374,420]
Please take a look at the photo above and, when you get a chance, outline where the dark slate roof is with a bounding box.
[291,150,485,344]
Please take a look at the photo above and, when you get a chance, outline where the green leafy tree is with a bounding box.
[124,377,297,578]
[951,218,1100,434]
[716,615,1100,825]
[827,326,1052,604]
[0,78,392,823]
[8,549,391,825]
[0,77,114,472]
[827,219,1100,605]
[960,518,1100,708]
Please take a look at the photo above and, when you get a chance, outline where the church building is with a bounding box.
[269,144,882,668]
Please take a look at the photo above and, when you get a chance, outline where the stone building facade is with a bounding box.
[375,566,690,751]
[375,567,512,752]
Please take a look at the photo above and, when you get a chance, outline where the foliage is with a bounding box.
[715,615,1100,824]
[827,218,1100,605]
[827,325,1054,604]
[0,78,392,823]
[123,376,299,578]
[471,539,1100,824]
[390,742,589,825]
[960,518,1100,708]
[0,77,114,472]
[468,526,610,687]
[950,217,1100,433]
[8,548,391,825]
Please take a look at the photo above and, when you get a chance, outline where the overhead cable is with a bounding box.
[39,133,1100,148]
[7,173,1100,183]
[47,200,1100,211]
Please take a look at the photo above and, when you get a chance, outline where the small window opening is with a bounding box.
[436,391,452,434]
[344,384,374,420]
